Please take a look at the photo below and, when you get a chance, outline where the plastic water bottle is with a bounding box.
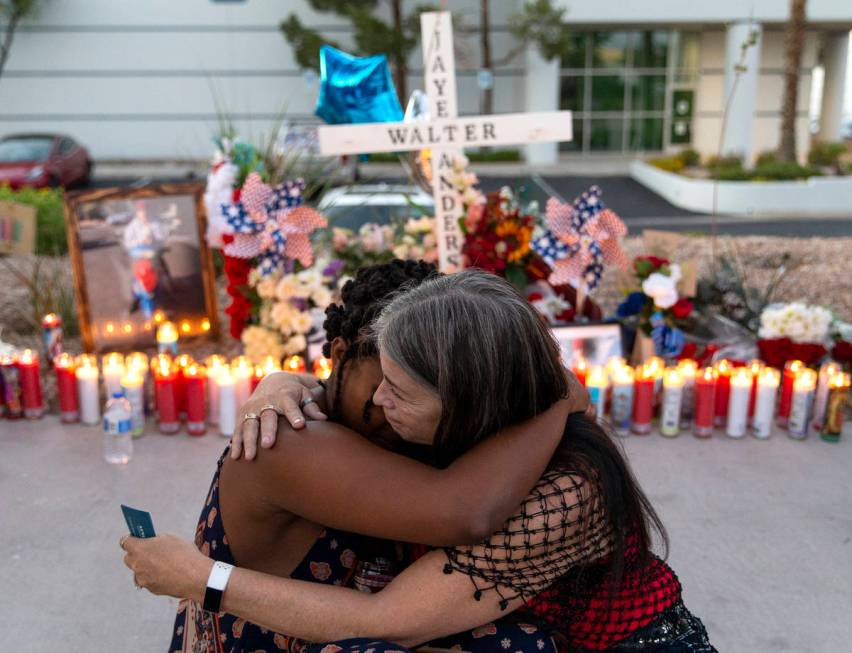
[103,392,133,464]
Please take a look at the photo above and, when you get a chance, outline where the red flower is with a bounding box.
[671,298,693,319]
[832,340,852,365]
[555,307,576,323]
[757,338,827,369]
[527,292,544,302]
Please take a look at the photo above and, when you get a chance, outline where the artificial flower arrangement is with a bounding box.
[326,216,439,278]
[756,302,834,368]
[617,255,695,358]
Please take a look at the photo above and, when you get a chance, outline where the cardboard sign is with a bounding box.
[0,200,37,256]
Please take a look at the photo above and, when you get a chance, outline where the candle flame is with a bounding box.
[794,369,817,390]
[284,355,305,373]
[157,321,178,342]
[759,367,780,385]
[54,352,75,369]
[748,359,764,376]
[105,322,115,334]
[312,356,333,380]
[19,348,36,364]
[122,322,133,335]
[103,352,125,369]
[700,366,717,382]
[664,368,683,386]
[180,320,191,334]
[786,360,804,372]
[714,359,732,374]
[676,359,698,377]
[731,367,753,385]
[586,365,608,387]
[614,365,635,384]
[153,311,165,324]
[42,312,60,327]
[201,318,211,332]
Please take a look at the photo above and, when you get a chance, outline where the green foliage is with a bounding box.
[280,15,340,71]
[509,0,574,61]
[807,141,847,167]
[710,165,751,181]
[0,184,67,255]
[647,156,684,173]
[0,255,79,336]
[750,161,821,181]
[705,154,743,170]
[755,150,779,166]
[677,148,700,167]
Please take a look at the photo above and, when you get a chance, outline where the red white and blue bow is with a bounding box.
[532,185,628,291]
[221,173,327,275]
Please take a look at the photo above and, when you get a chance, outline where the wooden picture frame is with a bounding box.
[64,183,219,352]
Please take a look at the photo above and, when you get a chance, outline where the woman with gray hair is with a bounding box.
[124,269,715,652]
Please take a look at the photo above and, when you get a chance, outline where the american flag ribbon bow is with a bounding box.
[532,185,629,291]
[221,172,327,275]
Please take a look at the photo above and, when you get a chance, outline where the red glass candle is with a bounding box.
[17,349,44,419]
[251,365,264,393]
[153,359,180,434]
[54,353,79,423]
[631,365,655,435]
[694,367,717,438]
[284,355,307,374]
[713,360,732,427]
[175,354,194,419]
[777,360,804,427]
[184,364,207,436]
[572,355,589,387]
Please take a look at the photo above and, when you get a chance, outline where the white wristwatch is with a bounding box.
[203,561,234,613]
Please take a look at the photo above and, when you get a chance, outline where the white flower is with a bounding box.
[241,325,285,364]
[283,334,307,356]
[642,272,679,309]
[758,302,833,343]
[255,276,278,300]
[393,244,410,259]
[275,277,300,302]
[291,311,314,335]
[668,263,682,283]
[311,286,332,308]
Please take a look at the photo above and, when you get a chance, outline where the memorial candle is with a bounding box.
[125,352,150,414]
[75,354,100,426]
[41,312,63,362]
[812,361,840,432]
[157,321,179,355]
[820,373,849,442]
[777,360,804,427]
[284,355,307,374]
[218,366,237,438]
[153,358,180,434]
[102,353,125,399]
[611,366,634,437]
[586,365,608,422]
[204,355,226,425]
[184,364,207,436]
[726,368,752,438]
[645,356,665,394]
[120,369,145,438]
[676,360,697,428]
[231,356,254,411]
[17,349,44,419]
[694,367,717,438]
[0,355,23,418]
[660,369,684,437]
[312,356,333,380]
[175,354,194,419]
[713,359,732,427]
[251,365,265,393]
[788,369,817,439]
[746,359,764,425]
[631,364,655,435]
[751,367,780,439]
[571,354,589,387]
[54,352,79,423]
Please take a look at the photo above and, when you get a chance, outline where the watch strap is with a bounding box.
[203,561,234,613]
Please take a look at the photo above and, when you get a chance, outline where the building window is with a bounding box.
[559,29,677,154]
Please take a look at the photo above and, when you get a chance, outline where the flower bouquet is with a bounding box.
[756,302,833,368]
[618,255,695,359]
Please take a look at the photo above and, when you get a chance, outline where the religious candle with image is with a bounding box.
[777,360,804,428]
[811,361,841,432]
[0,354,23,419]
[820,373,850,442]
[120,369,145,438]
[611,366,634,437]
[725,368,752,438]
[102,352,125,400]
[788,369,817,439]
[586,365,608,423]
[751,367,780,439]
[676,359,697,428]
[660,368,684,437]
[41,313,63,363]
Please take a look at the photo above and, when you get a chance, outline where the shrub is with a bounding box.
[807,141,847,167]
[677,148,700,167]
[706,154,744,170]
[755,150,779,166]
[648,155,685,173]
[711,165,751,181]
[751,161,821,181]
[0,184,67,256]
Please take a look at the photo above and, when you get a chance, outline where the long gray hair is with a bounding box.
[372,269,569,466]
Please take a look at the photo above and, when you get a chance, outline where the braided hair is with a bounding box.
[322,259,439,417]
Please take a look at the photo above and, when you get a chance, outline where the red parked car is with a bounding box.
[0,133,92,189]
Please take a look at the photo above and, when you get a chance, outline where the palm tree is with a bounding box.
[778,0,807,163]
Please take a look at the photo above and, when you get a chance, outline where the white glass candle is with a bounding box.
[661,369,684,437]
[586,365,608,422]
[204,355,226,425]
[231,356,254,413]
[610,366,634,437]
[751,367,780,439]
[218,367,237,438]
[75,355,100,426]
[120,370,145,438]
[726,368,752,438]
[811,362,840,431]
[102,353,125,399]
[788,369,817,439]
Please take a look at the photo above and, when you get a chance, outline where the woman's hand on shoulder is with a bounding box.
[230,372,327,461]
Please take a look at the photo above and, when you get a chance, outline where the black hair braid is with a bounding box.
[321,259,439,418]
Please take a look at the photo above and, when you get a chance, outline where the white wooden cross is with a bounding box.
[318,11,573,271]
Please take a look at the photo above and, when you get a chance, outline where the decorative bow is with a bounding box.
[221,173,326,275]
[532,185,628,291]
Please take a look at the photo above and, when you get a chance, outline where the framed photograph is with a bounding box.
[64,183,219,352]
[551,322,623,369]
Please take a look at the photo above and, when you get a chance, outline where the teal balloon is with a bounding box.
[315,45,404,125]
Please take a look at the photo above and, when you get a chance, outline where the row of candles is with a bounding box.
[0,349,334,438]
[571,356,850,441]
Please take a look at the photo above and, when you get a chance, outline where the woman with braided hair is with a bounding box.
[124,266,715,652]
[126,260,586,653]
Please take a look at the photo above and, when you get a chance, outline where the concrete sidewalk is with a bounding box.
[1,417,850,652]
